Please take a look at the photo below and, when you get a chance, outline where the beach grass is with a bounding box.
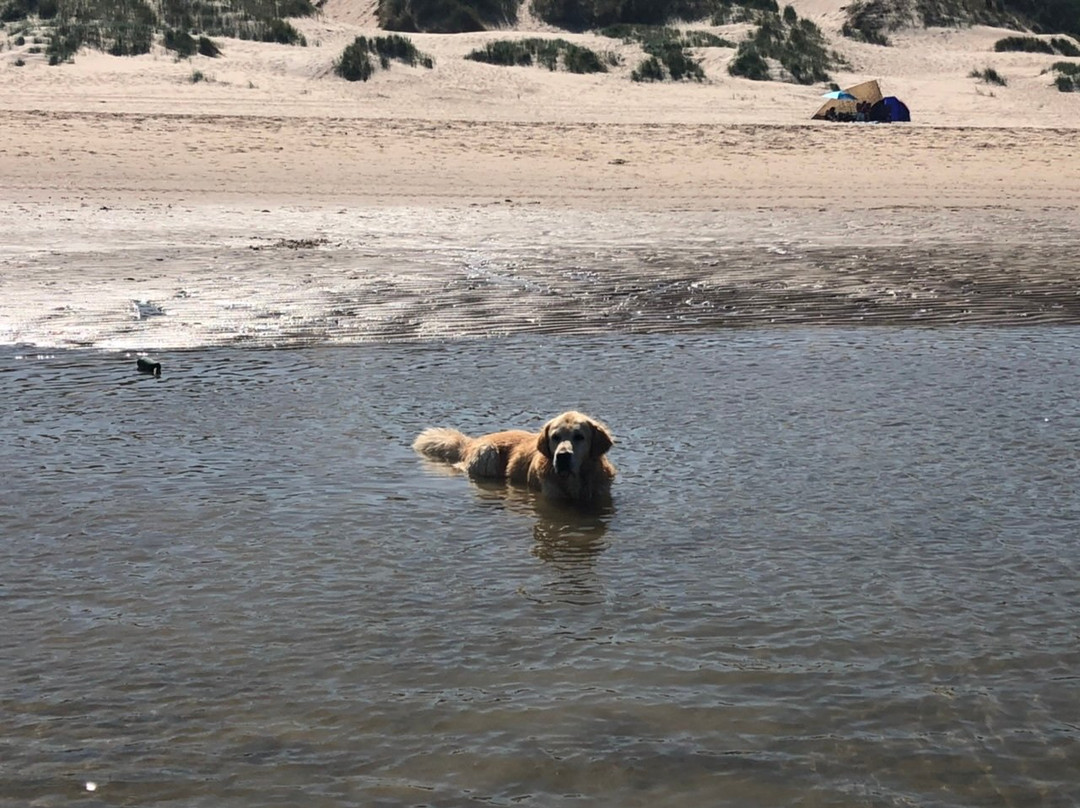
[969,66,1007,85]
[0,0,315,63]
[378,0,516,32]
[465,38,607,73]
[1046,60,1080,91]
[335,34,434,81]
[841,0,892,45]
[1050,37,1080,56]
[729,9,837,84]
[600,24,731,82]
[994,35,1053,53]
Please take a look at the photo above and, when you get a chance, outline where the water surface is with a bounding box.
[2,329,1079,806]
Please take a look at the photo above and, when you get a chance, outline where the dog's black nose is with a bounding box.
[554,451,573,474]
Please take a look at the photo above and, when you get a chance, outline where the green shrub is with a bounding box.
[630,55,663,81]
[728,42,769,80]
[335,34,434,81]
[1,0,25,21]
[533,0,771,30]
[969,66,1007,85]
[729,11,836,84]
[1050,36,1080,56]
[1050,60,1080,76]
[1048,60,1080,91]
[197,35,220,56]
[164,27,196,56]
[652,41,703,79]
[378,0,516,33]
[562,41,605,72]
[841,18,889,45]
[336,40,375,80]
[600,24,733,50]
[46,23,83,63]
[1008,0,1080,40]
[467,39,532,65]
[465,37,606,73]
[261,17,304,44]
[841,0,906,45]
[599,24,721,81]
[994,35,1053,53]
[1,0,55,18]
[370,32,434,67]
[37,0,313,64]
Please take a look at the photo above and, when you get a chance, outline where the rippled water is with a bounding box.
[3,329,1080,807]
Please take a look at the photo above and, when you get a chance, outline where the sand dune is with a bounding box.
[1,2,1078,126]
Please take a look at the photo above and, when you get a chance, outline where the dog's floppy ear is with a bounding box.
[536,419,554,459]
[589,419,613,459]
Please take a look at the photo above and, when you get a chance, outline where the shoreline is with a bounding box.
[3,200,1078,349]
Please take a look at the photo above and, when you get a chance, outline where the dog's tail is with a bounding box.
[412,427,472,464]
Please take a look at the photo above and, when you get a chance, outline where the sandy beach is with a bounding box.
[2,4,1079,346]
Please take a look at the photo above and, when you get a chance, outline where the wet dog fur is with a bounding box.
[412,411,615,505]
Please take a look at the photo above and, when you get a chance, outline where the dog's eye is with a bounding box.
[572,432,584,442]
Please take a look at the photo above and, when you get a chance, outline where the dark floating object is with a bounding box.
[137,358,162,377]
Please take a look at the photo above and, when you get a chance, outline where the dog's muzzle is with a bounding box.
[554,451,574,476]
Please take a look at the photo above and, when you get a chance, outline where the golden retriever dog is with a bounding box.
[412,411,616,505]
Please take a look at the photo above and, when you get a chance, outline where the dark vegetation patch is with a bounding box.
[164,29,222,57]
[465,37,608,72]
[1045,60,1080,91]
[335,34,434,81]
[601,23,734,49]
[600,24,733,82]
[378,0,517,32]
[531,0,777,31]
[969,65,1007,84]
[842,0,1080,44]
[1052,36,1080,56]
[994,34,1080,55]
[840,0,894,44]
[1,0,313,64]
[729,6,839,84]
[994,34,1053,52]
[374,0,781,33]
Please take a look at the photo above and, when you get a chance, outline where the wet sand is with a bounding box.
[2,107,1080,347]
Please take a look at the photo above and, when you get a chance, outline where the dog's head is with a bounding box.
[537,411,614,477]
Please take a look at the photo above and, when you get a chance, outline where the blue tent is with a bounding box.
[870,96,911,123]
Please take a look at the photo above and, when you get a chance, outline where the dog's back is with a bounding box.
[413,427,536,479]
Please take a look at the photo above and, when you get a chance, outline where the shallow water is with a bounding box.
[3,328,1079,807]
